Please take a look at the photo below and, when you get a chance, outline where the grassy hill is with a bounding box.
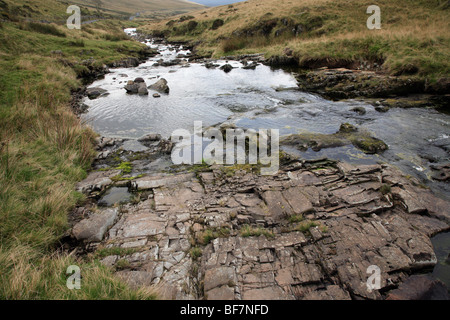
[71,0,205,18]
[0,0,159,299]
[142,0,450,82]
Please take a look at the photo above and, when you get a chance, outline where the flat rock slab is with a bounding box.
[72,208,118,242]
[116,212,167,238]
[75,170,120,194]
[133,173,196,190]
[77,159,450,300]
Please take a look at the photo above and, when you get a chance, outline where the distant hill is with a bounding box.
[144,0,450,81]
[71,0,206,17]
[190,0,246,7]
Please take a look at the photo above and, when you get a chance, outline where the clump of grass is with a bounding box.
[197,227,230,245]
[24,22,66,37]
[221,37,248,53]
[103,33,129,42]
[294,220,318,234]
[240,224,274,239]
[69,39,85,47]
[288,214,304,223]
[190,247,202,260]
[115,259,131,270]
[380,184,392,195]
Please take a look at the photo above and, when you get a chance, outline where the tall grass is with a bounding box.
[22,22,66,37]
[145,0,450,80]
[0,15,158,299]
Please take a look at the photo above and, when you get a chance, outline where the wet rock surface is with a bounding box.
[148,78,170,94]
[75,32,450,299]
[295,68,448,108]
[86,87,108,100]
[71,140,450,300]
[281,123,388,154]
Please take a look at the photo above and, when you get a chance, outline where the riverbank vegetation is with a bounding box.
[0,0,156,299]
[142,0,449,83]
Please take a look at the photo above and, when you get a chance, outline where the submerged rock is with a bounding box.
[339,123,357,133]
[281,123,388,154]
[138,133,162,143]
[242,61,259,70]
[205,62,219,69]
[350,106,366,115]
[86,87,108,100]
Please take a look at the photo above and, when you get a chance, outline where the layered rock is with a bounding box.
[71,156,449,300]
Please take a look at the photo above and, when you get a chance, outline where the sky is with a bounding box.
[190,0,247,7]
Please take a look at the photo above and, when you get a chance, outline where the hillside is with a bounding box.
[71,0,205,18]
[141,0,450,84]
[0,0,159,299]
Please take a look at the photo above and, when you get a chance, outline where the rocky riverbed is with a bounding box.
[70,136,449,300]
[69,29,450,300]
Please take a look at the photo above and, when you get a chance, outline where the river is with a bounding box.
[82,28,450,291]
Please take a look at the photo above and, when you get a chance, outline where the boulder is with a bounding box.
[86,87,108,100]
[339,123,358,133]
[350,106,366,115]
[124,81,139,94]
[138,82,148,95]
[148,78,170,94]
[138,133,162,143]
[220,64,233,73]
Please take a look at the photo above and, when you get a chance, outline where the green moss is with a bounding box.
[349,136,388,154]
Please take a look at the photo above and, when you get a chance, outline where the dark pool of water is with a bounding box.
[98,187,132,206]
[431,232,450,291]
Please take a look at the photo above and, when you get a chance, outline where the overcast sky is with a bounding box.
[191,0,246,7]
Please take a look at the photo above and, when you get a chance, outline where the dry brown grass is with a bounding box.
[142,0,449,79]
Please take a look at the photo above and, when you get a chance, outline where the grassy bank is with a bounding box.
[142,0,449,83]
[0,1,157,299]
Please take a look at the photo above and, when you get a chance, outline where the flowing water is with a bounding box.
[82,28,450,288]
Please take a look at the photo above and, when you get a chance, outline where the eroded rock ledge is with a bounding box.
[71,144,450,300]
